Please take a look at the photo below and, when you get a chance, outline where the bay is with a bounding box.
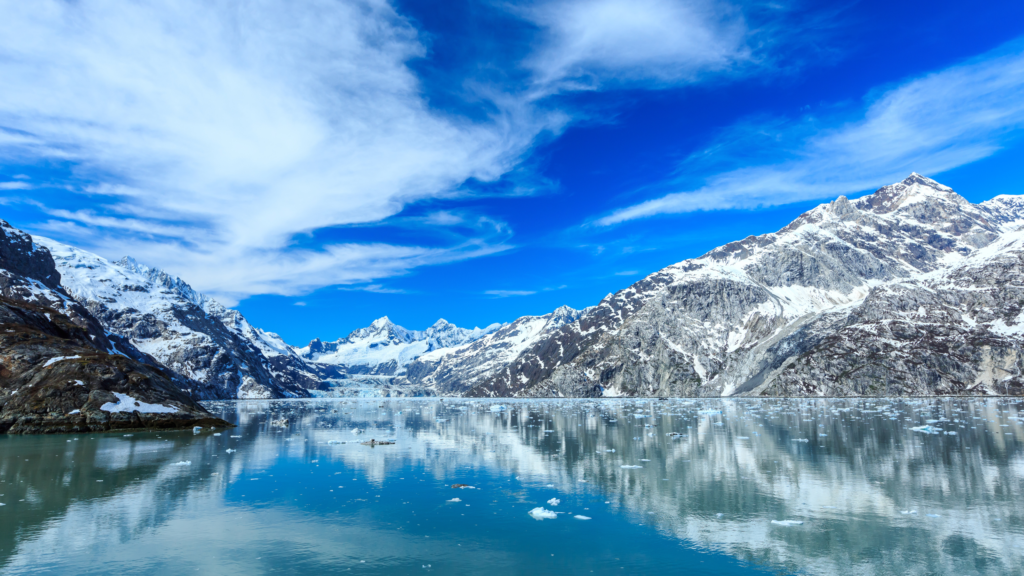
[1,397,1022,575]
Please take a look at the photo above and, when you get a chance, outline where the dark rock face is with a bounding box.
[0,297,228,434]
[400,175,1024,398]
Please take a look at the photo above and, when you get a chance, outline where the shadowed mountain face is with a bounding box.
[0,220,228,433]
[399,175,1024,398]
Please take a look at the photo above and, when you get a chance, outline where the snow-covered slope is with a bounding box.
[400,305,589,394]
[37,238,310,400]
[295,317,501,376]
[400,174,1024,398]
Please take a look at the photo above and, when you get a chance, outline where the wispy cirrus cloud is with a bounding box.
[0,0,555,301]
[597,40,1024,225]
[484,289,538,298]
[0,0,774,304]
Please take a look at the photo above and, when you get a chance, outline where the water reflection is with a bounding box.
[1,398,1022,575]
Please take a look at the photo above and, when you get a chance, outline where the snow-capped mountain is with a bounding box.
[400,305,588,394]
[399,174,1024,397]
[37,238,313,400]
[0,219,223,432]
[295,316,502,375]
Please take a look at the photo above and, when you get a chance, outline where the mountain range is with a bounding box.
[5,173,1023,405]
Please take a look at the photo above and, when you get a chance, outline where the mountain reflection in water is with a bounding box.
[1,398,1022,575]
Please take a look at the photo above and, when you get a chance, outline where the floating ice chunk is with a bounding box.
[528,507,557,520]
[639,459,650,462]
[736,436,749,440]
[193,426,202,434]
[172,461,192,466]
[448,498,461,503]
[574,515,591,520]
[620,465,643,469]
[213,433,221,437]
[225,449,236,453]
[899,510,918,515]
[327,440,343,445]
[792,439,809,443]
[926,514,941,518]
[911,425,940,434]
[547,498,560,506]
[490,405,507,412]
[771,520,803,526]
[230,435,242,438]
[68,410,80,415]
[352,428,362,435]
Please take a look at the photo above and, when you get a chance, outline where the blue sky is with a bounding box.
[1,0,1024,345]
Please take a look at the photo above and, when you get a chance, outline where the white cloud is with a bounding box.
[597,42,1024,225]
[614,270,638,276]
[338,283,408,294]
[484,289,537,297]
[0,0,557,301]
[0,181,31,190]
[521,0,750,93]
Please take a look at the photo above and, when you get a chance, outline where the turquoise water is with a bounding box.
[1,397,1022,575]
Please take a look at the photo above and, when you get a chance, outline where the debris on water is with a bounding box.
[547,498,560,506]
[528,507,557,520]
[771,520,803,526]
[361,439,394,446]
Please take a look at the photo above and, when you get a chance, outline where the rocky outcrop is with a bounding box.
[0,221,228,433]
[399,175,1024,398]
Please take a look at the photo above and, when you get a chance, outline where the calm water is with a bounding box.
[1,398,1023,575]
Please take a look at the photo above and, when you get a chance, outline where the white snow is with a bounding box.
[100,392,178,414]
[43,355,80,368]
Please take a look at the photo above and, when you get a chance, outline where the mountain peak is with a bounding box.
[854,173,965,215]
[900,172,952,193]
[370,316,392,328]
